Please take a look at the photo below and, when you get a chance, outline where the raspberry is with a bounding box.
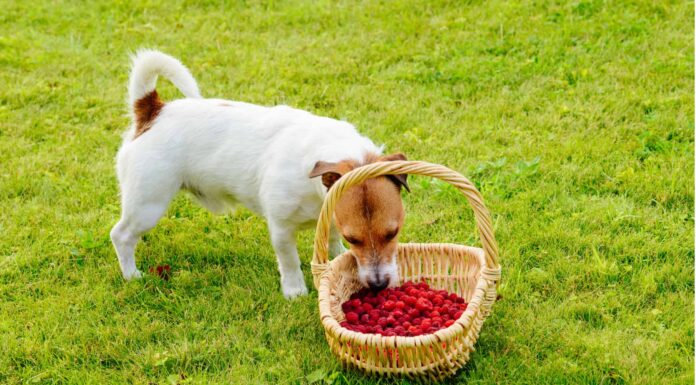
[444,319,454,327]
[430,311,441,318]
[386,316,396,326]
[383,300,396,311]
[420,319,432,330]
[377,318,389,328]
[369,310,381,320]
[360,314,370,324]
[407,326,422,336]
[341,302,352,313]
[350,299,362,308]
[416,298,433,312]
[453,310,463,319]
[345,312,359,324]
[395,301,406,310]
[361,303,374,313]
[392,310,404,319]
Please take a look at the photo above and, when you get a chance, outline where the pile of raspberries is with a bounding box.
[339,281,468,337]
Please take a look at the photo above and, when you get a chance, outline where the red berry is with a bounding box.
[402,321,412,329]
[360,314,370,324]
[408,326,422,336]
[383,300,396,310]
[394,326,406,335]
[386,316,396,325]
[454,310,464,319]
[369,310,381,320]
[350,299,362,308]
[345,312,359,324]
[421,319,432,330]
[377,318,389,328]
[408,308,420,318]
[392,310,404,319]
[395,301,406,309]
[430,311,441,318]
[444,320,454,327]
[361,303,373,313]
[412,317,422,326]
[416,298,433,312]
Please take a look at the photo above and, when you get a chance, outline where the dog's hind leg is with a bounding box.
[111,169,180,280]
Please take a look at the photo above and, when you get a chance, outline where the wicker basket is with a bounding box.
[310,160,501,381]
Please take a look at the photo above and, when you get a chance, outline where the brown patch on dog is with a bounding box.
[133,90,164,139]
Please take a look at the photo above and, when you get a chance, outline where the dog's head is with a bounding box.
[310,153,409,291]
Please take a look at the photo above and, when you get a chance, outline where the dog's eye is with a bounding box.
[344,236,362,246]
[384,228,399,241]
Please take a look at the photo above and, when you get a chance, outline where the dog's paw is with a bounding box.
[123,268,143,280]
[283,283,309,299]
[282,273,308,299]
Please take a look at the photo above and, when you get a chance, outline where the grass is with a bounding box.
[0,0,693,384]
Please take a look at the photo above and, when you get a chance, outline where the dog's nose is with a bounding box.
[368,275,389,291]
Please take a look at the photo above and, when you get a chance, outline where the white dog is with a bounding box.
[111,50,408,298]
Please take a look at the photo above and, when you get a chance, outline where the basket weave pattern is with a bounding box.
[311,161,501,380]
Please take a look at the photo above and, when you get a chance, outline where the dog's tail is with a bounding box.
[129,50,201,105]
[128,50,201,137]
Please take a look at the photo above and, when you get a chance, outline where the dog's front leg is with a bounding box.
[268,221,308,299]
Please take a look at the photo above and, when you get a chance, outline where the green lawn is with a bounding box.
[1,0,693,384]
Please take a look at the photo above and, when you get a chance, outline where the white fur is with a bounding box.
[128,50,201,105]
[111,50,380,298]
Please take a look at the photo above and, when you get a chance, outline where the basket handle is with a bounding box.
[311,160,499,287]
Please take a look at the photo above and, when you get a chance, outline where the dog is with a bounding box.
[110,50,409,298]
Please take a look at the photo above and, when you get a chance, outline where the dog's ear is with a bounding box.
[310,161,347,189]
[378,153,410,192]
